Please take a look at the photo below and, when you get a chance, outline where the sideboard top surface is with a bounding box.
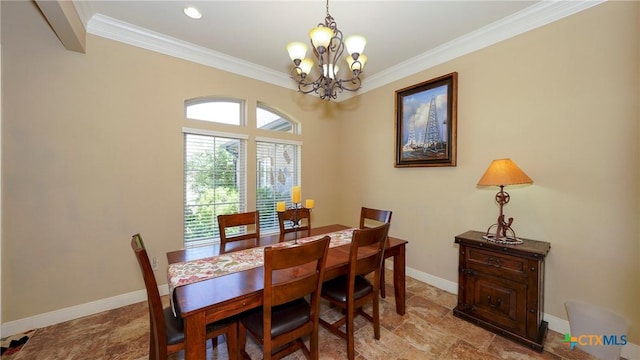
[455,230,551,258]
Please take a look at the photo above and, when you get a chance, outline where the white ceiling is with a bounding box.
[72,1,602,98]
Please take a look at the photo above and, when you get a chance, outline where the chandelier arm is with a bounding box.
[287,0,366,100]
[290,69,325,95]
[335,76,362,93]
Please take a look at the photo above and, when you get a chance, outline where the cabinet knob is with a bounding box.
[530,266,536,271]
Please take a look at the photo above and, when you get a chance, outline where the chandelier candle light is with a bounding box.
[477,158,533,245]
[276,186,314,242]
[286,0,367,100]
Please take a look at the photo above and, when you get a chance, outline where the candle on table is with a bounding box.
[276,201,286,212]
[292,186,301,203]
[305,199,315,209]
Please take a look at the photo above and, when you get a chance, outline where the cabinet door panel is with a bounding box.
[466,272,527,334]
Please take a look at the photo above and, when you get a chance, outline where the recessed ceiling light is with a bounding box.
[183,6,202,20]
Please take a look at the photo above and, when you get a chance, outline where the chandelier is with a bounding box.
[286,0,367,100]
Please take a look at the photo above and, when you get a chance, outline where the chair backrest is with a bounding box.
[264,236,330,308]
[359,207,392,229]
[131,233,168,359]
[260,236,330,357]
[218,211,260,251]
[277,208,311,241]
[348,223,390,279]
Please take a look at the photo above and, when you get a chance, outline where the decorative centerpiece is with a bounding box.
[276,186,314,242]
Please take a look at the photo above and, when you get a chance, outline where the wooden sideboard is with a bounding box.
[453,230,551,352]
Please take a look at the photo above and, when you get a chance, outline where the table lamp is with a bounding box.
[477,158,533,244]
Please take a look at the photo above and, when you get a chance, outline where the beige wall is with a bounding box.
[1,1,343,322]
[338,1,640,341]
[2,0,639,344]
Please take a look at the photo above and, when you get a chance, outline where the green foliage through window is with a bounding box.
[184,133,246,243]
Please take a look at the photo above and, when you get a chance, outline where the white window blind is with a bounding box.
[184,132,246,245]
[256,138,301,234]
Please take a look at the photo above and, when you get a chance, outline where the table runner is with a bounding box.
[167,228,356,314]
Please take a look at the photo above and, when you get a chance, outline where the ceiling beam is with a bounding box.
[35,0,86,53]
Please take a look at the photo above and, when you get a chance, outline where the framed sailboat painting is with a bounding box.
[395,72,458,167]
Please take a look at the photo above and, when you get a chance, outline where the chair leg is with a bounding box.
[149,322,157,360]
[346,303,355,360]
[373,295,381,340]
[380,267,386,298]
[238,322,250,360]
[309,327,319,360]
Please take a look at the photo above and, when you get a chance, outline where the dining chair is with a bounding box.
[130,234,238,360]
[359,207,393,297]
[218,211,260,253]
[277,207,311,242]
[319,223,390,360]
[238,235,331,360]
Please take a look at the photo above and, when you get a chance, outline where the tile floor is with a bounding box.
[6,272,599,360]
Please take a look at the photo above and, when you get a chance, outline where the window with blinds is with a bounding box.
[256,139,301,233]
[183,97,301,245]
[183,130,247,246]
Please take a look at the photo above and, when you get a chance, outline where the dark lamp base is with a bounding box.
[484,222,524,245]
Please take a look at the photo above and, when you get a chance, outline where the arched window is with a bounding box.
[183,98,301,246]
[185,98,243,125]
[257,103,296,134]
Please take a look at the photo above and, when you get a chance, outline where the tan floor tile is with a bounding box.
[379,296,408,331]
[10,274,598,360]
[433,312,495,350]
[354,323,410,360]
[392,313,458,357]
[439,338,502,360]
[487,335,560,360]
[405,294,450,325]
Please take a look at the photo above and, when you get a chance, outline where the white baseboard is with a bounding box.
[1,284,169,337]
[4,265,639,359]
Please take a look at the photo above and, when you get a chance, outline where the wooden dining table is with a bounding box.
[166,224,408,359]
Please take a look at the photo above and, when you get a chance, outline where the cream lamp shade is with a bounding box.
[309,26,334,50]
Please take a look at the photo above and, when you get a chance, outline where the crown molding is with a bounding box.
[364,0,606,93]
[87,14,292,89]
[85,1,605,102]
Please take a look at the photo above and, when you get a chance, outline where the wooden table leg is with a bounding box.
[184,312,206,359]
[393,243,406,315]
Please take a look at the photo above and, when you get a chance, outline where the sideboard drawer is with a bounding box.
[466,247,528,281]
